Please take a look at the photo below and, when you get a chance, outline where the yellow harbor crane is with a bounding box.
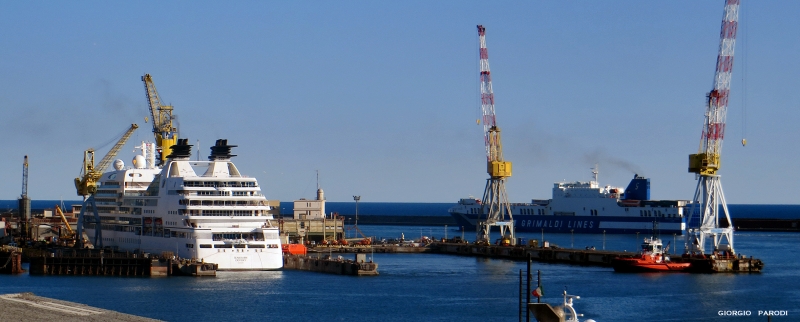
[685,0,740,255]
[475,25,515,245]
[74,124,139,196]
[73,123,139,248]
[142,74,178,165]
[54,205,78,247]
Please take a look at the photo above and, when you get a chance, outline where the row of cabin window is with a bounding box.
[199,244,276,248]
[183,181,258,188]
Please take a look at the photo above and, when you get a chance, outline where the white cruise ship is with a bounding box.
[83,139,282,270]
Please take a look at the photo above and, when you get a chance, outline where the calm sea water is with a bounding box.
[1,225,798,321]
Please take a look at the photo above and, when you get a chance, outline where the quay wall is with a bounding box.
[283,254,378,276]
[433,242,763,273]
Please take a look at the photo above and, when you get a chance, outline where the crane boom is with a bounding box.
[685,0,739,256]
[142,74,178,165]
[55,205,73,235]
[74,124,139,196]
[478,25,511,177]
[475,25,514,245]
[689,0,739,176]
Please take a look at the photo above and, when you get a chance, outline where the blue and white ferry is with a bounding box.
[449,173,687,235]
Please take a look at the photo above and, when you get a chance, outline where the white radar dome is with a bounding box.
[113,159,125,170]
[133,155,146,169]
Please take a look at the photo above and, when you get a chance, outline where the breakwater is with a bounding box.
[339,215,454,226]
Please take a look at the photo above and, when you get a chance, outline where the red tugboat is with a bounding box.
[612,237,690,272]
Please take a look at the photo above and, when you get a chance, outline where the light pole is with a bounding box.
[603,230,606,250]
[353,195,361,229]
[541,228,544,246]
[673,233,677,255]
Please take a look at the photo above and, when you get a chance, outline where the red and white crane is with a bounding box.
[476,25,515,245]
[686,0,740,255]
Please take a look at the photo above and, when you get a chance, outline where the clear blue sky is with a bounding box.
[1,1,798,204]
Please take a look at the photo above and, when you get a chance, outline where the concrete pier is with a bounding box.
[283,253,378,276]
[433,242,763,273]
[0,246,24,274]
[0,292,160,321]
[29,251,160,276]
[436,242,627,267]
[308,244,432,254]
[27,249,217,277]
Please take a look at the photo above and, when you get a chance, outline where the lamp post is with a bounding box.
[353,195,361,228]
[673,233,677,255]
[571,229,574,248]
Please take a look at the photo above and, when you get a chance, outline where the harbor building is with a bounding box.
[280,188,345,244]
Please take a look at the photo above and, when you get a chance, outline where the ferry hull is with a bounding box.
[451,213,684,235]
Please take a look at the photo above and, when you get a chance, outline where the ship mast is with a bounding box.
[685,0,740,255]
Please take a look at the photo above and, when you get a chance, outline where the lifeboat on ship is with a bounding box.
[612,237,690,272]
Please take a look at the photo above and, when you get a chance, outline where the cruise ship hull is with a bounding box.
[86,228,283,270]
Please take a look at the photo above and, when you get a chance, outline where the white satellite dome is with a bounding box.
[113,159,125,170]
[133,155,146,169]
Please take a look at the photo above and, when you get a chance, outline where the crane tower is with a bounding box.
[685,0,740,255]
[476,25,515,245]
[19,155,31,240]
[142,74,178,165]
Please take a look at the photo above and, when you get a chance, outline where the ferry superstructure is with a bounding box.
[450,173,688,235]
[83,139,282,270]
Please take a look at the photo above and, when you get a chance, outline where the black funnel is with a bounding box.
[166,138,192,159]
[209,139,237,160]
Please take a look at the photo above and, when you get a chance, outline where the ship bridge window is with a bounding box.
[248,244,265,248]
[212,232,265,241]
[199,244,212,248]
[214,244,233,248]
